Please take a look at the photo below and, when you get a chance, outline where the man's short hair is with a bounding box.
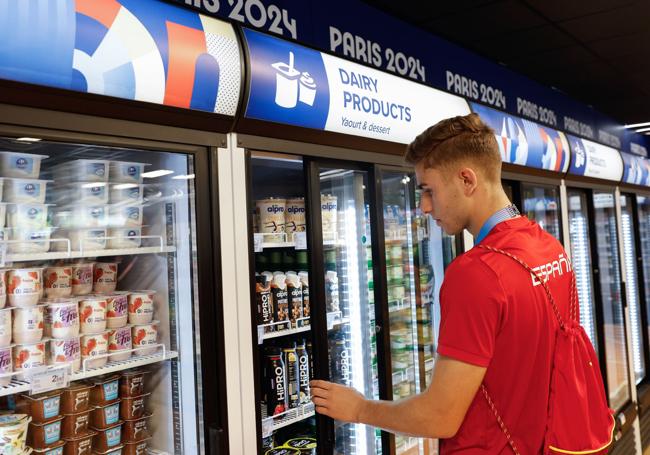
[404,113,501,182]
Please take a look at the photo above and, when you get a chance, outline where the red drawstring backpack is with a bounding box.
[478,245,615,455]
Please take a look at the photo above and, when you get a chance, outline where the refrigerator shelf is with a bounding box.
[326,311,350,330]
[389,299,410,313]
[0,349,178,398]
[392,366,416,386]
[261,402,315,437]
[4,245,176,263]
[258,318,311,344]
[255,232,341,251]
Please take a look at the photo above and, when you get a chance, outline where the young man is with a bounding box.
[311,113,575,453]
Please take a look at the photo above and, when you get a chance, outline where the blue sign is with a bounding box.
[621,152,650,187]
[567,135,623,182]
[470,103,570,172]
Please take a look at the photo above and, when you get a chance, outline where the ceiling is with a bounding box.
[362,0,650,127]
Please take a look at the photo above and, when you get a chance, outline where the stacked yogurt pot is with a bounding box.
[0,151,54,255]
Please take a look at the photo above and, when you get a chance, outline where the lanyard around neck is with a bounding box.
[475,205,520,244]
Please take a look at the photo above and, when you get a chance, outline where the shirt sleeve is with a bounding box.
[437,255,506,367]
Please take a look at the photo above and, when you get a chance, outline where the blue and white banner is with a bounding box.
[470,103,570,172]
[621,152,650,187]
[244,28,470,144]
[567,135,623,182]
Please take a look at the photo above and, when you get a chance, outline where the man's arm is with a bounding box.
[310,354,486,439]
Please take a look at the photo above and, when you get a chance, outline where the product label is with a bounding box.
[128,188,141,200]
[103,381,119,401]
[107,296,127,317]
[56,306,78,327]
[43,396,61,419]
[0,350,11,372]
[112,327,131,349]
[106,427,121,446]
[86,185,105,200]
[73,266,92,285]
[104,403,120,424]
[14,156,34,174]
[126,165,141,179]
[46,447,63,455]
[88,163,106,178]
[126,207,140,220]
[44,420,61,444]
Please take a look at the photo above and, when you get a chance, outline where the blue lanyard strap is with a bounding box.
[475,205,520,244]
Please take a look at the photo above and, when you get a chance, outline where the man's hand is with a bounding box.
[310,380,367,423]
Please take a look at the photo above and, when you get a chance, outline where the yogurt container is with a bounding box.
[12,305,44,343]
[28,415,63,449]
[16,390,62,424]
[6,203,50,228]
[0,414,31,452]
[53,205,108,229]
[0,308,12,347]
[109,184,143,205]
[107,205,142,228]
[54,228,107,252]
[107,228,141,250]
[80,331,109,369]
[32,439,64,454]
[108,326,131,362]
[0,268,6,308]
[43,266,72,298]
[93,421,123,451]
[44,299,79,339]
[0,345,13,386]
[256,198,285,242]
[79,296,107,334]
[131,322,158,356]
[0,152,48,179]
[12,341,46,380]
[71,263,94,296]
[4,178,49,204]
[51,182,108,205]
[109,161,146,184]
[51,159,110,183]
[0,202,6,228]
[5,228,54,254]
[63,430,96,455]
[127,292,154,325]
[48,337,81,372]
[105,292,128,328]
[93,263,118,294]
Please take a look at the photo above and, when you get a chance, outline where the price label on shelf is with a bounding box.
[262,417,274,438]
[294,232,307,250]
[417,227,425,242]
[254,234,264,253]
[29,366,70,395]
[257,326,265,345]
[0,243,6,268]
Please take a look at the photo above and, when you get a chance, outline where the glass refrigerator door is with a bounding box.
[593,191,630,411]
[522,183,561,240]
[638,196,650,369]
[620,195,645,384]
[0,136,206,454]
[318,167,381,455]
[567,191,598,353]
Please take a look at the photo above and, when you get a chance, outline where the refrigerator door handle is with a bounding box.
[208,425,224,455]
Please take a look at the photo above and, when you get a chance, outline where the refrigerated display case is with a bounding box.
[522,183,562,241]
[0,133,215,454]
[593,191,630,412]
[567,190,599,353]
[620,194,646,385]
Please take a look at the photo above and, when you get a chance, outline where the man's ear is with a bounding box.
[458,167,478,196]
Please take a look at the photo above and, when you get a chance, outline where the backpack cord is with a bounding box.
[476,244,578,455]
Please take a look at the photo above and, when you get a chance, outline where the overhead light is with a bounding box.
[113,183,138,190]
[141,169,173,178]
[81,182,107,189]
[625,122,650,129]
[634,127,650,133]
[15,137,41,142]
[171,174,195,180]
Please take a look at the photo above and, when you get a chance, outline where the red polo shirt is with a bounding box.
[438,216,575,454]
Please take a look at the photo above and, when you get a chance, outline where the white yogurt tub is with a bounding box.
[43,266,72,298]
[5,228,54,254]
[0,307,12,347]
[0,344,13,386]
[51,182,108,205]
[0,414,31,450]
[109,184,144,205]
[5,204,51,229]
[53,205,108,229]
[127,291,155,325]
[71,263,94,296]
[131,321,158,356]
[53,228,107,252]
[79,295,107,334]
[13,341,45,380]
[51,159,110,183]
[43,299,79,339]
[0,268,6,308]
[7,268,42,307]
[104,292,128,329]
[107,205,142,228]
[0,152,48,179]
[0,202,7,228]
[93,263,118,294]
[80,331,108,369]
[108,326,131,362]
[12,305,44,344]
[3,178,49,204]
[48,336,80,372]
[109,161,147,184]
[107,228,141,249]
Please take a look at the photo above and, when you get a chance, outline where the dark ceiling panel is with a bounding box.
[472,25,575,61]
[522,0,638,22]
[588,31,650,59]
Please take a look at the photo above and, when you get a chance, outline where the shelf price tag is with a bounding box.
[294,232,307,250]
[0,242,6,268]
[254,234,264,253]
[29,366,70,395]
[257,326,265,345]
[261,417,273,438]
[417,227,424,242]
